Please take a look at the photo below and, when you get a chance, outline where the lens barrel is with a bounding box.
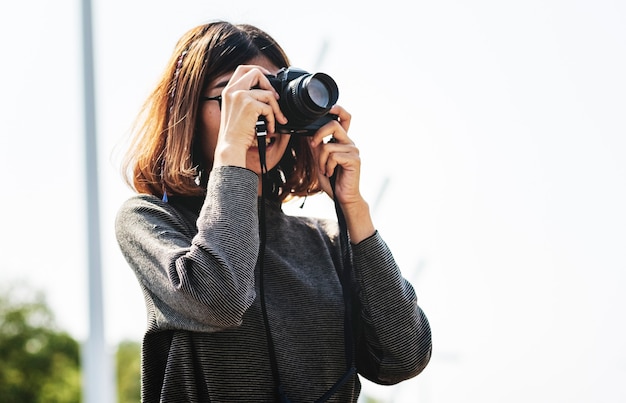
[270,68,340,135]
[285,72,338,121]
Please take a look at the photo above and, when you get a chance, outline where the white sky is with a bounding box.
[1,0,625,402]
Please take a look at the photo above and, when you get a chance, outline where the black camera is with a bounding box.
[266,67,339,135]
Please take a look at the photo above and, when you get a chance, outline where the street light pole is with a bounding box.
[79,0,113,401]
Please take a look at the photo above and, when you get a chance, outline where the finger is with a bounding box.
[250,89,288,127]
[323,150,358,178]
[245,91,288,134]
[219,90,276,143]
[329,105,351,132]
[309,108,353,147]
[309,120,343,148]
[228,67,289,128]
[221,86,285,134]
[227,65,279,97]
[316,142,359,177]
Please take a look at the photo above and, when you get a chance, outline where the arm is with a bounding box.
[307,105,374,244]
[309,105,431,380]
[351,232,432,384]
[115,166,260,331]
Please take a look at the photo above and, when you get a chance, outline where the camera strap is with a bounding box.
[255,120,283,400]
[256,120,356,402]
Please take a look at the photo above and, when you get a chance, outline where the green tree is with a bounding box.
[0,284,81,403]
[116,340,141,403]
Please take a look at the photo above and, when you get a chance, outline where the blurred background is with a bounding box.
[1,0,625,402]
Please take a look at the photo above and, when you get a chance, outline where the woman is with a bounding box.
[115,20,431,402]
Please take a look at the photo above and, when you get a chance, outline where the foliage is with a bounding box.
[116,340,141,403]
[0,285,81,403]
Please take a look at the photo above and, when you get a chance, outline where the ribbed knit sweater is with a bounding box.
[115,166,431,402]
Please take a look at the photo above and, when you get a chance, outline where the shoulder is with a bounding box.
[116,194,167,223]
[115,193,199,236]
[118,193,162,210]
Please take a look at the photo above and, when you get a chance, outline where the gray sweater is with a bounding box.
[115,166,431,402]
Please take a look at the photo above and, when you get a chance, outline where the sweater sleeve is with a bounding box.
[351,231,432,384]
[115,166,260,332]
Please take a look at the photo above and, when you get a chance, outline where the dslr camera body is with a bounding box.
[266,67,339,135]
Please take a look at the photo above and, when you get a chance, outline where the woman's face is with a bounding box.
[197,56,291,176]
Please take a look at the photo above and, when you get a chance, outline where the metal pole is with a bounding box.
[80,0,113,401]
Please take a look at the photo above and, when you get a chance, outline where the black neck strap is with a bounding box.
[256,122,355,402]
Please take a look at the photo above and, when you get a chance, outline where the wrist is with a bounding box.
[342,199,376,244]
[213,143,247,168]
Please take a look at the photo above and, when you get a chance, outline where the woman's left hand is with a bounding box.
[309,105,376,243]
[309,105,360,205]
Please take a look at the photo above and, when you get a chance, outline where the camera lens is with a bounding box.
[271,67,340,135]
[307,78,330,107]
[284,72,339,123]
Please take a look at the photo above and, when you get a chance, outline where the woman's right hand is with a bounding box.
[213,65,288,168]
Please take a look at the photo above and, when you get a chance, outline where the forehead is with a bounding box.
[208,56,281,90]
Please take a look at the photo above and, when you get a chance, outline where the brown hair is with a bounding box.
[121,21,321,201]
